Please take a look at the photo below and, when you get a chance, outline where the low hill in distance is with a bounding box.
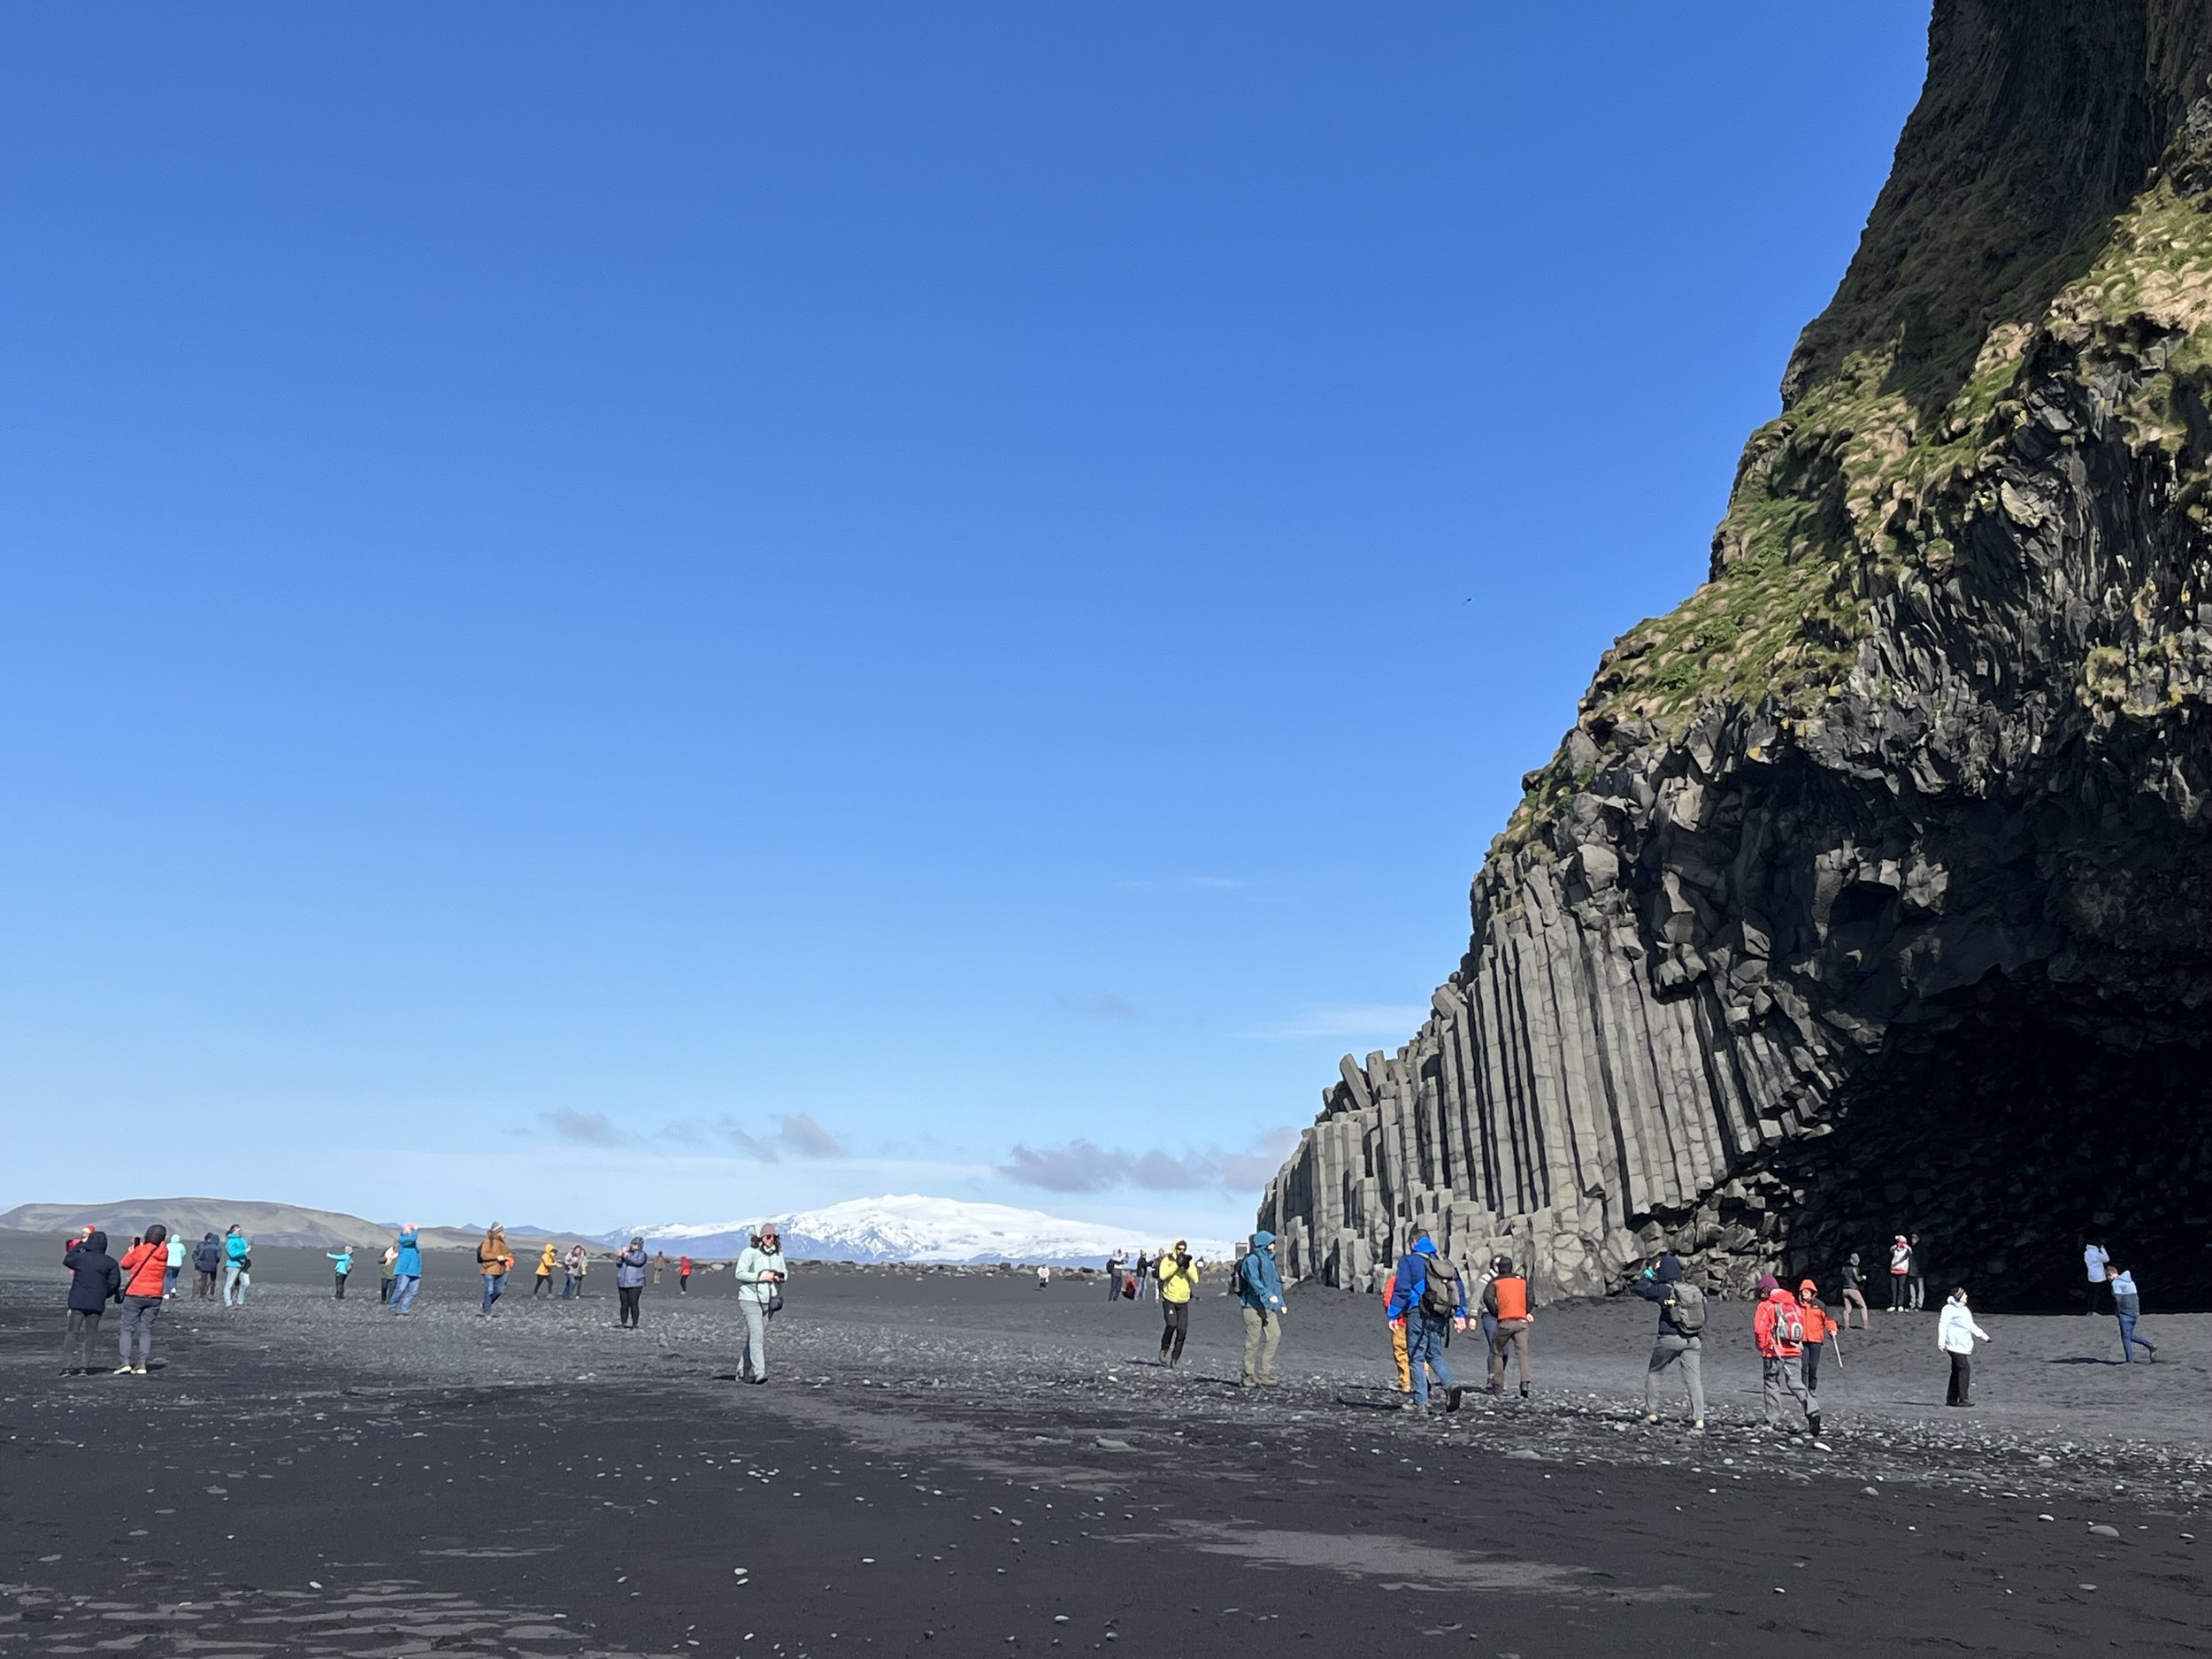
[0,1198,591,1252]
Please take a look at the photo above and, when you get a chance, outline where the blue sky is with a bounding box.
[1,5,1932,1240]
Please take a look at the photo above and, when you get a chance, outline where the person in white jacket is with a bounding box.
[1937,1286,1991,1407]
[733,1223,787,1386]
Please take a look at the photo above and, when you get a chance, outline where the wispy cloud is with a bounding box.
[1242,1002,1426,1041]
[1001,1128,1301,1195]
[664,1112,846,1161]
[540,1108,621,1147]
[1057,990,1138,1021]
[775,1113,844,1159]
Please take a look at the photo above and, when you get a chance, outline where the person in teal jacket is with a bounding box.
[222,1226,251,1308]
[1233,1231,1286,1387]
[327,1247,354,1300]
[390,1227,423,1315]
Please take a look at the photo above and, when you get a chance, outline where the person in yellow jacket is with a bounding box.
[534,1242,559,1297]
[1156,1240,1198,1368]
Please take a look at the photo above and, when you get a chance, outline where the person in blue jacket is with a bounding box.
[222,1226,252,1308]
[390,1226,424,1315]
[1384,1233,1466,1412]
[1234,1231,1287,1387]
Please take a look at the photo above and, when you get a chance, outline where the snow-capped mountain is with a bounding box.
[601,1194,1237,1266]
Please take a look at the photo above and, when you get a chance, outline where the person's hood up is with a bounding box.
[1171,1239,1187,1251]
[1413,1237,1437,1256]
[1847,1252,1860,1265]
[1654,1254,1683,1284]
[1756,1273,1779,1294]
[84,1230,108,1253]
[1250,1231,1275,1249]
[2115,1270,2139,1294]
[1799,1279,1818,1297]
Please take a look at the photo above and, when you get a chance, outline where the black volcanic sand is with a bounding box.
[4,1235,2210,1655]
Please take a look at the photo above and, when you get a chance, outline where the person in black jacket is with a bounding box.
[63,1231,121,1374]
[1631,1253,1706,1428]
[191,1233,222,1301]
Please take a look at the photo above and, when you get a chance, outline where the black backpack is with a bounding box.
[1417,1253,1461,1320]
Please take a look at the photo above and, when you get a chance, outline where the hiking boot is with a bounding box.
[1445,1386,1463,1413]
[1518,1384,1530,1399]
[1806,1412,1821,1438]
[1240,1378,1257,1388]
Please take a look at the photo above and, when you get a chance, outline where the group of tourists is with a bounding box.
[1379,1234,1536,1411]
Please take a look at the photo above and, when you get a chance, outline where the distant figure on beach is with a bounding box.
[1839,1252,1870,1328]
[223,1225,251,1308]
[163,1229,186,1299]
[652,1250,666,1286]
[1886,1235,1910,1313]
[1156,1240,1196,1368]
[1754,1273,1817,1437]
[534,1242,557,1296]
[1104,1251,1126,1301]
[2110,1267,2156,1363]
[390,1225,423,1314]
[1385,1232,1465,1412]
[1797,1278,1837,1402]
[380,1242,399,1303]
[116,1225,170,1375]
[616,1237,649,1328]
[562,1243,586,1299]
[327,1246,353,1299]
[1233,1233,1286,1387]
[478,1225,515,1316]
[61,1228,119,1376]
[2083,1240,2112,1316]
[1632,1253,1705,1429]
[679,1254,693,1294]
[733,1223,787,1385]
[1484,1257,1535,1399]
[192,1233,222,1301]
[1383,1263,1410,1394]
[1036,1263,1050,1290]
[1938,1286,1991,1406]
[1906,1233,1926,1311]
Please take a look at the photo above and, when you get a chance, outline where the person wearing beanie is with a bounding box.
[1753,1272,1818,1436]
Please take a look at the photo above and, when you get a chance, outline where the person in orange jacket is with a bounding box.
[115,1225,172,1375]
[1753,1273,1818,1437]
[1796,1278,1839,1402]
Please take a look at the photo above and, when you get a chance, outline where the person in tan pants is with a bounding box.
[1484,1258,1533,1396]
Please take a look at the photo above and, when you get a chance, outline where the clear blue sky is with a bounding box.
[1,4,1932,1240]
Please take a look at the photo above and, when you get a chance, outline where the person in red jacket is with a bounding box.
[679,1255,692,1294]
[1753,1272,1818,1437]
[115,1225,171,1376]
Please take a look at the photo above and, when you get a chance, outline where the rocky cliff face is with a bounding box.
[1260,0,2212,1308]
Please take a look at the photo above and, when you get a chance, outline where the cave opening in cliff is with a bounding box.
[1780,972,2212,1310]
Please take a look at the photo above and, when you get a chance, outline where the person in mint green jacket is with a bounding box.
[733,1224,787,1385]
[327,1247,354,1300]
[222,1226,251,1308]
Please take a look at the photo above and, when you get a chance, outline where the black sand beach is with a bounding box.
[5,1233,2209,1656]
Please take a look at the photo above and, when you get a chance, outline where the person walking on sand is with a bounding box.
[652,1250,666,1286]
[1632,1253,1706,1429]
[1037,1263,1051,1290]
[1473,1255,1506,1356]
[534,1242,557,1297]
[733,1223,787,1384]
[328,1246,353,1300]
[1484,1257,1535,1398]
[222,1225,251,1308]
[478,1225,515,1316]
[1234,1232,1286,1387]
[616,1237,649,1328]
[1797,1278,1837,1402]
[1754,1273,1818,1437]
[390,1226,424,1314]
[1385,1233,1467,1413]
[163,1229,187,1299]
[680,1254,693,1294]
[192,1233,221,1301]
[61,1229,120,1376]
[1839,1252,1870,1328]
[2110,1268,2156,1363]
[2083,1240,2112,1316]
[1156,1240,1198,1368]
[379,1242,399,1304]
[1384,1266,1412,1395]
[115,1225,170,1375]
[1939,1286,1990,1405]
[1886,1235,1911,1313]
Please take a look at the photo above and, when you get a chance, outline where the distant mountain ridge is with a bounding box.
[606,1195,1237,1266]
[0,1198,588,1251]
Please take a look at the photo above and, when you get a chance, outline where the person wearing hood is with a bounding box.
[1797,1278,1839,1399]
[478,1225,515,1316]
[116,1225,171,1375]
[615,1237,649,1328]
[62,1230,120,1375]
[1156,1240,1198,1368]
[163,1228,187,1299]
[2109,1268,2156,1363]
[191,1233,222,1300]
[1839,1252,1870,1328]
[534,1242,558,1296]
[733,1223,787,1384]
[1384,1233,1466,1412]
[1233,1232,1286,1388]
[1631,1254,1706,1428]
[680,1254,693,1294]
[1753,1273,1818,1436]
[222,1225,251,1308]
[390,1226,424,1315]
[1938,1286,1991,1405]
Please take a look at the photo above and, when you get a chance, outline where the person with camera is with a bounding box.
[1155,1240,1198,1367]
[733,1222,787,1385]
[1630,1252,1706,1428]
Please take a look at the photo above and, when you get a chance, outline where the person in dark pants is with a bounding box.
[1156,1240,1197,1367]
[615,1236,649,1329]
[1906,1233,1926,1311]
[62,1230,121,1375]
[1939,1286,1990,1406]
[327,1247,353,1299]
[679,1255,692,1294]
[192,1233,222,1300]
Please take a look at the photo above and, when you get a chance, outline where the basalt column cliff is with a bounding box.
[1260,1,2212,1307]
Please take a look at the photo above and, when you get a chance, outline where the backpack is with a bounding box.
[1773,1297,1805,1347]
[1417,1254,1461,1320]
[1665,1280,1708,1336]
